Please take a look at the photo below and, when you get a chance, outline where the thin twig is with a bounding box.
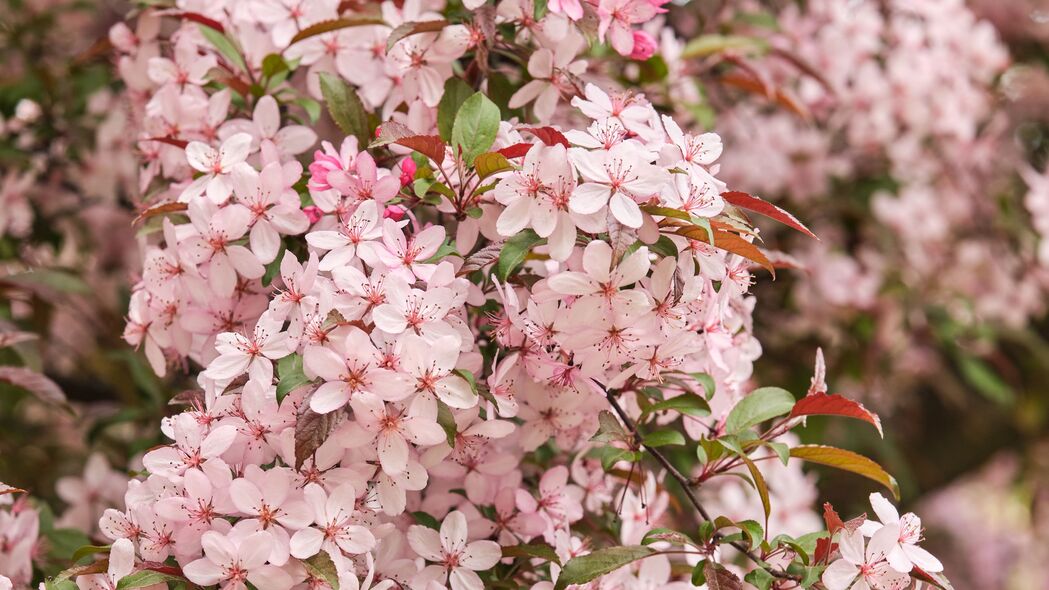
[604,391,801,582]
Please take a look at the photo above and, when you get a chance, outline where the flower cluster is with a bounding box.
[0,486,39,589]
[11,0,959,589]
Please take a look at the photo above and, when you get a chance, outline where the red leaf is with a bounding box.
[721,191,818,239]
[519,126,570,148]
[718,70,812,122]
[0,483,26,496]
[134,202,189,225]
[498,142,534,159]
[814,537,835,565]
[823,502,845,536]
[178,11,226,33]
[0,366,71,411]
[674,225,775,276]
[143,136,189,149]
[397,135,447,164]
[790,392,883,436]
[372,122,447,163]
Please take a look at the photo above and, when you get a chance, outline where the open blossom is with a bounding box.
[822,528,910,590]
[569,139,667,228]
[408,511,502,590]
[204,311,292,384]
[290,483,376,559]
[183,528,293,590]
[181,133,254,203]
[351,390,447,475]
[304,327,414,413]
[859,493,944,574]
[74,538,135,590]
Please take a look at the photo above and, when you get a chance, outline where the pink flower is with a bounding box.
[546,240,652,315]
[822,528,910,590]
[309,137,359,192]
[629,31,657,60]
[350,392,447,475]
[371,278,458,341]
[204,311,292,383]
[367,219,446,282]
[289,483,376,559]
[179,200,262,298]
[398,158,417,187]
[183,529,293,590]
[569,141,667,228]
[306,200,383,272]
[231,162,310,264]
[859,493,944,574]
[548,0,583,20]
[221,95,317,157]
[407,510,502,590]
[181,133,254,203]
[399,333,476,409]
[515,466,583,535]
[74,538,135,590]
[304,327,414,413]
[332,152,400,204]
[596,0,659,56]
[141,414,237,481]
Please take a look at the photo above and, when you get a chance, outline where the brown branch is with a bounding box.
[604,390,801,582]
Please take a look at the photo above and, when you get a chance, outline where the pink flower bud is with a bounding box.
[630,31,657,61]
[302,205,323,224]
[383,205,406,221]
[399,158,417,187]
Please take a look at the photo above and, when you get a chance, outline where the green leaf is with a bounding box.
[71,544,110,564]
[198,25,247,72]
[386,20,449,52]
[296,97,322,123]
[494,229,543,281]
[302,552,340,590]
[276,354,311,401]
[412,511,441,530]
[640,392,711,420]
[261,54,290,79]
[640,528,696,547]
[790,445,900,500]
[436,399,457,446]
[262,242,286,286]
[451,92,501,164]
[649,235,678,258]
[555,546,655,590]
[704,561,743,590]
[766,441,790,466]
[681,34,768,59]
[437,78,475,141]
[46,528,91,561]
[591,410,629,443]
[318,72,371,145]
[1,269,90,294]
[533,0,548,20]
[689,372,716,399]
[474,152,514,180]
[642,429,686,447]
[501,542,561,564]
[958,355,1014,405]
[117,570,186,590]
[744,567,776,590]
[724,387,795,435]
[740,454,771,535]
